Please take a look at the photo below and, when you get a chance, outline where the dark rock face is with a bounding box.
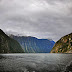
[10,35,55,53]
[0,29,24,53]
[51,33,72,53]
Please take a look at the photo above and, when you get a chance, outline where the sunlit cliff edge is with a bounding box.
[51,33,72,53]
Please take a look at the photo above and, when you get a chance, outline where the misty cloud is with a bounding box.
[0,0,72,41]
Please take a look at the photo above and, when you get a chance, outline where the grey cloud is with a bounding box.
[0,0,72,41]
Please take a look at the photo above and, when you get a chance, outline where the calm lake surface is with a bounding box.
[0,53,72,72]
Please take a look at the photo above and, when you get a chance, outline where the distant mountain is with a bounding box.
[0,29,24,53]
[10,35,55,53]
[51,33,72,53]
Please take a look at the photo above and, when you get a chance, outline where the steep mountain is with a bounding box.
[0,29,24,53]
[51,33,72,53]
[10,35,55,53]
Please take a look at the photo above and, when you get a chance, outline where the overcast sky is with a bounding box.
[0,0,72,41]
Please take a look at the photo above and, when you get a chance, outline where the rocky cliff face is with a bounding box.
[51,33,72,53]
[10,35,55,53]
[0,29,24,53]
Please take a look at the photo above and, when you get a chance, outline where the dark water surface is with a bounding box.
[0,53,72,72]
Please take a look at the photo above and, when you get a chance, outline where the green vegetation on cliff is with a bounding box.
[0,29,24,53]
[51,33,72,53]
[10,35,55,53]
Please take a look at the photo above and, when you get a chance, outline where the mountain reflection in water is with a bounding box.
[0,53,72,72]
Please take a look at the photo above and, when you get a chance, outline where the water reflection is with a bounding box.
[0,54,72,72]
[65,61,72,72]
[0,55,5,59]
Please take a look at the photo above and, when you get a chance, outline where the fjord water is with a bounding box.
[0,53,72,72]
